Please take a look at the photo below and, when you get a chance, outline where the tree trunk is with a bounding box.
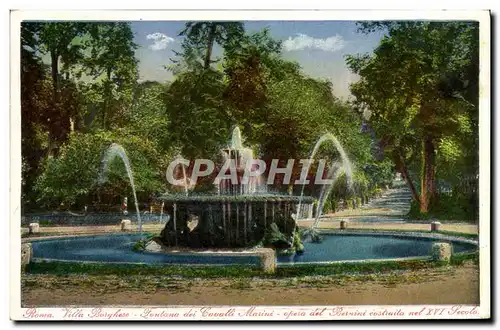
[47,50,59,157]
[395,152,420,205]
[420,136,436,213]
[204,24,216,70]
[50,51,59,99]
[102,67,112,129]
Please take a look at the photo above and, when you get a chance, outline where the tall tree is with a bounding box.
[223,28,283,130]
[178,21,244,69]
[85,22,139,129]
[21,22,50,209]
[126,81,170,149]
[164,22,245,158]
[165,69,229,159]
[37,22,91,155]
[38,22,89,94]
[346,21,479,213]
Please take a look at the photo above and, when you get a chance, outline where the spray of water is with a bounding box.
[230,126,244,150]
[177,155,189,197]
[313,162,344,228]
[99,143,143,235]
[296,133,353,228]
[218,126,266,195]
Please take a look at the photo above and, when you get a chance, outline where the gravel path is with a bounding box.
[22,264,479,306]
[319,180,412,219]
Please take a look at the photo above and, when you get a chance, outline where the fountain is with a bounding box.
[157,127,314,250]
[99,143,143,235]
[26,129,479,270]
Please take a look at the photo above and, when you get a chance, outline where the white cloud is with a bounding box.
[283,33,345,52]
[146,32,175,51]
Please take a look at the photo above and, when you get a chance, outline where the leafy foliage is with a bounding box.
[21,20,478,223]
[34,130,168,210]
[346,21,479,219]
[165,69,230,159]
[177,21,244,69]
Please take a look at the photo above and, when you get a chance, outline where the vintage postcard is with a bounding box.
[10,9,490,320]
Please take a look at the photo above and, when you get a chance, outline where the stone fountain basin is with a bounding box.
[27,231,477,268]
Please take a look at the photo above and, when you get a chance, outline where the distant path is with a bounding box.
[317,179,412,219]
[357,180,412,216]
[297,179,478,232]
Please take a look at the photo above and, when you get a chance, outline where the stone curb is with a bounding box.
[316,229,478,245]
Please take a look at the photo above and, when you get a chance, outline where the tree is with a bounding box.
[164,23,250,159]
[21,23,51,209]
[34,129,167,210]
[21,20,391,215]
[85,22,139,129]
[346,21,479,215]
[220,28,375,197]
[21,21,144,212]
[165,69,230,159]
[126,81,170,149]
[178,21,244,69]
[37,22,91,154]
[222,28,283,134]
[37,22,90,93]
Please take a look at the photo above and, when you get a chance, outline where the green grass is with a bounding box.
[26,261,264,278]
[225,278,253,290]
[25,252,478,279]
[450,251,479,266]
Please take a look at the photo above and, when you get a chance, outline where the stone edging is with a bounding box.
[21,231,144,243]
[22,230,478,270]
[275,230,478,266]
[315,229,479,245]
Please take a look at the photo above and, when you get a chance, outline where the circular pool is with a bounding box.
[29,233,477,266]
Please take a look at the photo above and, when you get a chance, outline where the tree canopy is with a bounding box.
[21,20,479,221]
[346,21,479,218]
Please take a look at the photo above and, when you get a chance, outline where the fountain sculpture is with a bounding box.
[98,128,351,252]
[158,127,314,249]
[27,130,478,270]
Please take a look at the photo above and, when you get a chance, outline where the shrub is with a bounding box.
[406,194,478,222]
[33,130,171,210]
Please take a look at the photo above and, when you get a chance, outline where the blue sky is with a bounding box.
[131,21,386,99]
